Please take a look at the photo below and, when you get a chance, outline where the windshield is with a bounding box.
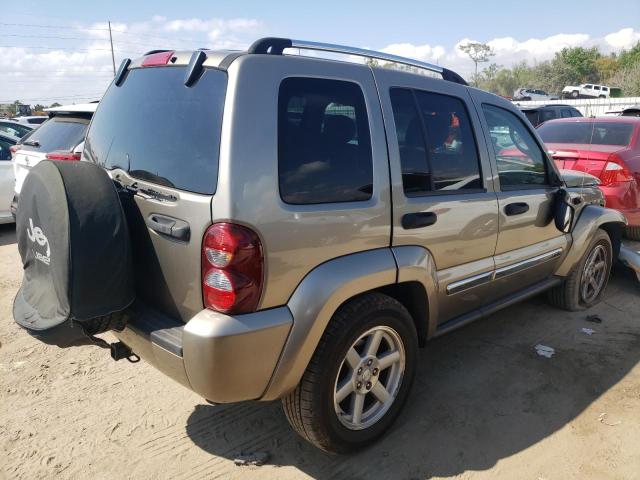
[19,115,90,152]
[538,122,634,146]
[85,66,227,195]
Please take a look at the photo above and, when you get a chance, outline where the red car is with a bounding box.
[537,117,640,240]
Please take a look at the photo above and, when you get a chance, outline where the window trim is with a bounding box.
[277,75,375,206]
[481,102,560,192]
[390,86,486,198]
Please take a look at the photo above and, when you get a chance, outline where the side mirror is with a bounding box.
[554,188,575,233]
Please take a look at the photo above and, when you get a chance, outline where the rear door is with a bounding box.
[84,65,227,322]
[471,90,568,295]
[375,69,500,323]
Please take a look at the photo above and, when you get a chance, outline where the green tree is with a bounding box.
[33,104,45,112]
[459,42,494,86]
[48,102,62,108]
[555,46,601,83]
[618,42,640,70]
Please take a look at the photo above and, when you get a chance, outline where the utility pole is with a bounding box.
[108,21,116,76]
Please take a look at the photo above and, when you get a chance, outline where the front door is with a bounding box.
[471,90,569,296]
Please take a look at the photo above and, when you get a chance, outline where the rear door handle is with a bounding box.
[146,214,190,241]
[402,212,438,229]
[504,202,530,216]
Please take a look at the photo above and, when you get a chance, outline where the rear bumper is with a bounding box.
[114,302,292,403]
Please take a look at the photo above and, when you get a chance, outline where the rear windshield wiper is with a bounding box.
[21,140,40,148]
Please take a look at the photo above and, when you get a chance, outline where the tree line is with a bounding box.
[464,42,640,98]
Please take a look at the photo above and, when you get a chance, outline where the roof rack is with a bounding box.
[247,37,467,86]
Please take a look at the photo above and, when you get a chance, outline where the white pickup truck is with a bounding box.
[562,83,612,99]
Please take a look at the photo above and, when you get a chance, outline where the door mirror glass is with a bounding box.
[554,188,575,233]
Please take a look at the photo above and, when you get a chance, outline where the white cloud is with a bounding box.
[0,16,263,105]
[1,22,638,106]
[380,27,639,78]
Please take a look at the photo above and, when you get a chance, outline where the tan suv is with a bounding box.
[13,37,627,453]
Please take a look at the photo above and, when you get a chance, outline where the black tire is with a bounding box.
[547,229,612,311]
[625,226,640,241]
[282,292,418,453]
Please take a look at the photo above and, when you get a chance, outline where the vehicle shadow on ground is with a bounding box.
[0,223,17,246]
[187,270,639,479]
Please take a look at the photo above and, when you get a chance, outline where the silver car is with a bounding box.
[29,38,630,453]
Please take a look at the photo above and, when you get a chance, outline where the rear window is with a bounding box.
[27,117,47,124]
[538,122,634,146]
[20,115,89,152]
[0,122,32,138]
[85,66,227,195]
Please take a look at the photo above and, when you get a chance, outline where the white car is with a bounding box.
[12,103,98,214]
[562,83,612,99]
[513,88,557,101]
[10,115,48,126]
[0,120,34,139]
[0,132,19,223]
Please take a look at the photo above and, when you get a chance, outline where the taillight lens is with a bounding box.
[142,51,175,67]
[9,145,19,159]
[201,223,263,314]
[600,154,633,185]
[46,151,81,161]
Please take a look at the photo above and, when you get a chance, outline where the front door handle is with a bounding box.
[402,212,438,229]
[146,214,190,240]
[504,202,530,216]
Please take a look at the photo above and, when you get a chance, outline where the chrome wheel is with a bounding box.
[333,326,406,431]
[580,244,608,303]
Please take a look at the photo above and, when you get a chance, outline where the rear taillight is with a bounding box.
[201,223,263,314]
[45,151,81,161]
[600,154,633,185]
[9,145,19,159]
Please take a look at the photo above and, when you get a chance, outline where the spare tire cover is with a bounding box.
[13,160,134,346]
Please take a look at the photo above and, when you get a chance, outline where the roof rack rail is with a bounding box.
[247,37,468,86]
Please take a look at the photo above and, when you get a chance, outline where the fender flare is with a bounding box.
[555,205,627,277]
[261,248,397,400]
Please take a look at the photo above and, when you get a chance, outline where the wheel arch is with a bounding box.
[261,246,438,400]
[556,205,627,277]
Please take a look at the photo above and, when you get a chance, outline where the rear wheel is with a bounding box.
[282,292,418,453]
[625,226,640,241]
[547,229,612,311]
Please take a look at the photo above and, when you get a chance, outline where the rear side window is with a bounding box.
[482,104,548,189]
[538,122,634,147]
[561,109,573,118]
[20,116,89,152]
[389,88,482,195]
[86,67,227,195]
[278,77,373,204]
[523,110,540,126]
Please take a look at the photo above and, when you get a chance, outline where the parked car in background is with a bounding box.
[10,115,48,126]
[0,132,18,223]
[519,104,582,127]
[11,103,98,217]
[605,105,640,117]
[12,38,627,454]
[0,120,34,139]
[561,84,620,99]
[538,117,640,239]
[513,88,558,101]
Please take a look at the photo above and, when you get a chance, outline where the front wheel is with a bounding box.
[547,229,612,311]
[571,90,579,98]
[282,292,418,453]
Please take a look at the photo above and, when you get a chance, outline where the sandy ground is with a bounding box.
[1,222,639,480]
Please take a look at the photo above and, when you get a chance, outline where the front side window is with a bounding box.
[0,138,14,160]
[482,104,548,189]
[389,88,482,195]
[278,77,373,204]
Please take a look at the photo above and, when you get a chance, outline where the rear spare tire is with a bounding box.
[13,160,134,347]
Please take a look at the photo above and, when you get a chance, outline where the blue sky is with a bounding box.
[1,0,639,104]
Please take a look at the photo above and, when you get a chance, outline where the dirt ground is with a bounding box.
[1,222,639,480]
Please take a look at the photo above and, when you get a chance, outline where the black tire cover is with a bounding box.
[13,160,134,346]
